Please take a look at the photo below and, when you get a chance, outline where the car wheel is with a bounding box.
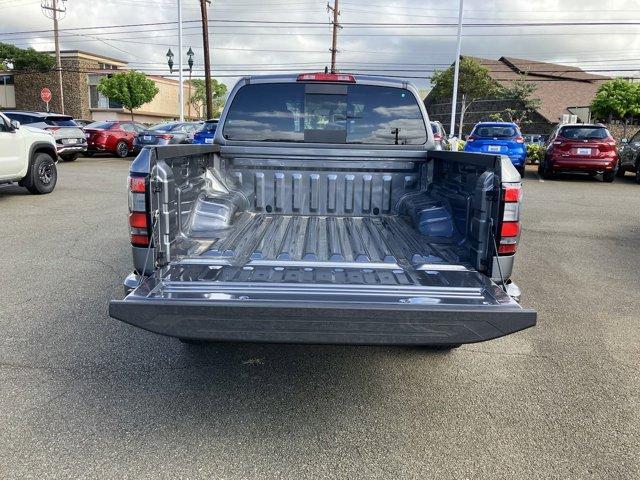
[25,153,57,194]
[615,166,626,178]
[538,160,554,179]
[83,152,94,157]
[115,141,129,158]
[602,170,615,183]
[61,153,79,162]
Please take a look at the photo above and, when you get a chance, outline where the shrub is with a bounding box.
[526,144,544,164]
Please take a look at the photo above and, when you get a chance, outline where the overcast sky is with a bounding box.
[1,0,639,91]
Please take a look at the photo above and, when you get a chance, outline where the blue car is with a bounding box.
[464,122,526,175]
[192,119,218,145]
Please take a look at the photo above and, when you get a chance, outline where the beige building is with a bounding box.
[5,50,197,122]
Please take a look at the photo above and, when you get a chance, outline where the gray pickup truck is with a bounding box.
[109,73,536,347]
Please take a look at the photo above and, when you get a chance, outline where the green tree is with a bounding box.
[430,57,498,137]
[0,42,55,72]
[591,78,640,123]
[498,75,542,125]
[189,78,227,118]
[97,71,159,120]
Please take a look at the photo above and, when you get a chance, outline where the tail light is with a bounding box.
[158,134,174,140]
[515,136,525,143]
[297,73,356,83]
[128,174,151,247]
[433,133,443,141]
[498,182,521,255]
[46,126,60,132]
[467,135,476,142]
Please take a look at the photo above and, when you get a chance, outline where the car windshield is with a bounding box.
[86,121,116,130]
[201,121,218,132]
[150,122,180,132]
[44,117,78,127]
[222,83,427,145]
[559,126,608,140]
[473,125,517,138]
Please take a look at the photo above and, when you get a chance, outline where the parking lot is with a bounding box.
[1,157,639,479]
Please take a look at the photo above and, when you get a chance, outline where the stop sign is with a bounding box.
[40,88,52,103]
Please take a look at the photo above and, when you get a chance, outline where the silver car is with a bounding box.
[3,111,87,162]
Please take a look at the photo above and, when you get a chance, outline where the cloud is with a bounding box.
[1,0,638,94]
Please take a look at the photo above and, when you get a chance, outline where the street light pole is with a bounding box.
[187,47,194,119]
[449,0,464,146]
[177,0,184,121]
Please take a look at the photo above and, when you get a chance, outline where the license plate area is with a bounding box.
[577,147,591,155]
[488,145,501,152]
[143,135,153,141]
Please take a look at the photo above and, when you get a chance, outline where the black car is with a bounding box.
[618,131,640,183]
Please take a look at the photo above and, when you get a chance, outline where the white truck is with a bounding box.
[0,112,58,194]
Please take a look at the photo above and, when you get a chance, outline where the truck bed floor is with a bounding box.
[178,213,465,268]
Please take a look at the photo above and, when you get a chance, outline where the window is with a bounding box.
[132,123,147,133]
[559,126,609,140]
[88,74,123,109]
[202,121,218,132]
[121,123,135,132]
[149,122,176,132]
[43,116,78,127]
[473,125,518,138]
[5,113,31,125]
[85,121,116,130]
[222,83,427,145]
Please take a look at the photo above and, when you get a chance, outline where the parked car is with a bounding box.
[109,73,536,348]
[617,131,640,183]
[133,122,200,152]
[0,112,58,194]
[3,111,86,162]
[193,119,218,144]
[83,120,146,158]
[429,121,448,150]
[523,134,546,146]
[464,122,526,175]
[538,124,619,182]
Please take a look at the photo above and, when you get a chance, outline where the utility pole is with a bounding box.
[200,0,213,119]
[327,0,340,73]
[449,0,464,147]
[41,0,66,114]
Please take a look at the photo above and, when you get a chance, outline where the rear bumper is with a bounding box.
[109,289,536,346]
[57,144,87,154]
[550,157,617,171]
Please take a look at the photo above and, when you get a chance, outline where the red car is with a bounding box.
[539,124,619,182]
[83,121,147,158]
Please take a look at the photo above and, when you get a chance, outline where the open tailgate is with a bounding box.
[109,264,536,345]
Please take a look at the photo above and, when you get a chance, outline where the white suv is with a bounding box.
[0,112,59,194]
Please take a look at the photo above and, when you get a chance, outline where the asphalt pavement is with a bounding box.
[1,158,638,479]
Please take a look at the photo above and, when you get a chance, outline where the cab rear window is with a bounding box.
[222,83,427,145]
